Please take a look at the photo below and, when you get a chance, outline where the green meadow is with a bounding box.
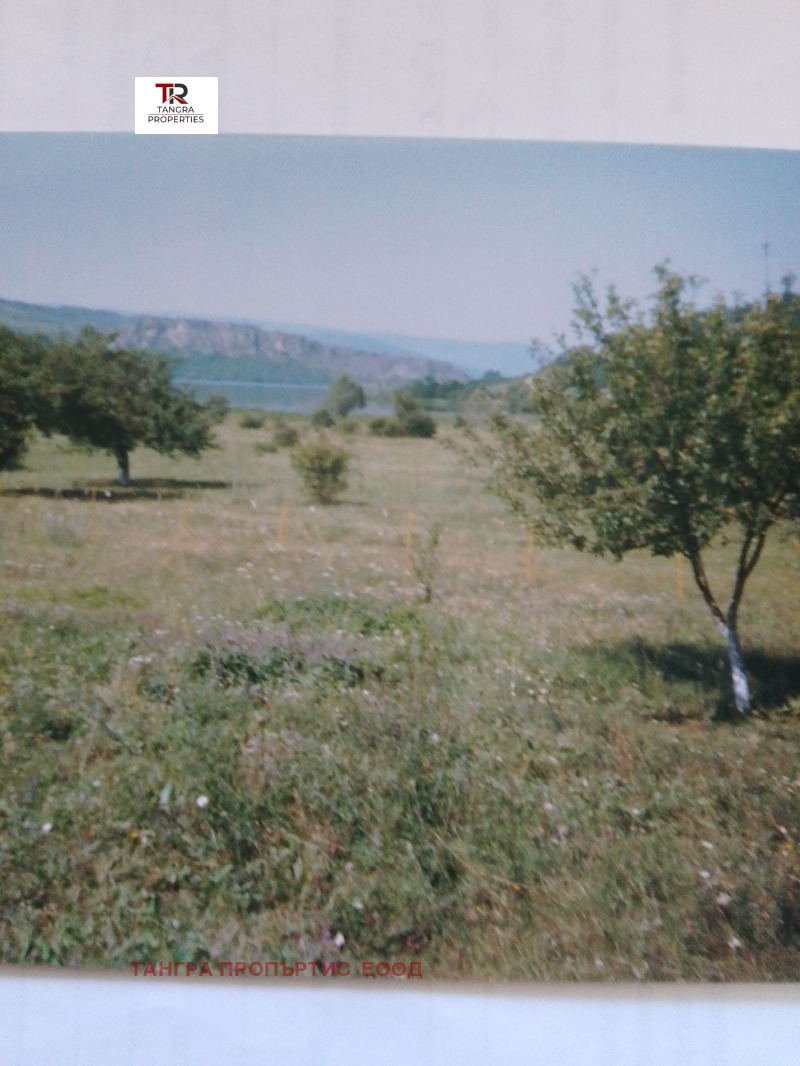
[0,413,798,979]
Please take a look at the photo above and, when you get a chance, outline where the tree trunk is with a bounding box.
[719,613,751,714]
[688,550,753,715]
[115,447,131,487]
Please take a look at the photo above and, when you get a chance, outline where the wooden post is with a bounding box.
[676,554,684,600]
[406,509,414,571]
[526,526,535,586]
[277,500,287,547]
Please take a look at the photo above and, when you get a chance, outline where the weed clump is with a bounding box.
[291,434,350,504]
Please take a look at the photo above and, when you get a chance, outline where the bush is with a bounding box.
[239,411,267,429]
[370,393,437,438]
[321,374,366,417]
[272,420,300,448]
[311,408,336,429]
[290,434,351,503]
[338,416,360,436]
[369,417,405,437]
[394,390,437,437]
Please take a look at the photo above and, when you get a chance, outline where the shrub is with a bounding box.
[290,434,351,503]
[321,374,366,417]
[338,416,360,436]
[239,411,267,429]
[369,393,437,438]
[369,417,405,437]
[272,420,300,448]
[311,408,336,429]
[394,390,437,438]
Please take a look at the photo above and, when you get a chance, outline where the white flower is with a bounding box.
[430,733,440,744]
[716,892,732,907]
[353,899,363,911]
[41,822,52,835]
[333,932,345,948]
[728,936,741,950]
[196,795,209,809]
[699,869,712,880]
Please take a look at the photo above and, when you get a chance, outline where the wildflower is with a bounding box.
[41,822,52,835]
[430,732,440,744]
[716,892,732,907]
[196,795,209,809]
[543,802,555,812]
[701,840,714,851]
[333,932,345,948]
[699,869,712,880]
[129,830,139,841]
[728,936,741,950]
[353,899,364,911]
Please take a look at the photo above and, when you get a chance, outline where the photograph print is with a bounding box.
[0,132,799,980]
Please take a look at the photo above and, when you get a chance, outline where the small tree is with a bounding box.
[322,374,366,418]
[0,327,46,472]
[486,268,800,714]
[41,328,228,484]
[291,434,350,504]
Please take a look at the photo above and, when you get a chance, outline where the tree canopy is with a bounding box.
[18,327,227,484]
[0,327,46,472]
[321,373,366,418]
[485,268,800,714]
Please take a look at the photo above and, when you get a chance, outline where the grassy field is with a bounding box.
[0,412,799,980]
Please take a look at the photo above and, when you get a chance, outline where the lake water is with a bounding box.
[177,379,391,414]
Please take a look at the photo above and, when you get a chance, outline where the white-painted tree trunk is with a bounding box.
[115,448,131,487]
[719,621,751,713]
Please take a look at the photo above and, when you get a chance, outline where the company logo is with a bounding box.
[155,82,190,105]
[151,81,201,124]
[135,77,218,135]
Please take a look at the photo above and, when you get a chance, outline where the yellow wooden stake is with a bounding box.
[676,554,684,599]
[526,526,535,586]
[277,500,287,547]
[406,509,414,571]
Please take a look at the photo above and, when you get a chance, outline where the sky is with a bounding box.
[0,134,798,346]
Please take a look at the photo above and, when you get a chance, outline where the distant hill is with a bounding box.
[0,297,470,386]
[250,321,535,378]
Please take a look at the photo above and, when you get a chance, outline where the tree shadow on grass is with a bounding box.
[3,478,231,502]
[583,637,800,720]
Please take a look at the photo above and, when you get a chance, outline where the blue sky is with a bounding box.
[0,134,798,345]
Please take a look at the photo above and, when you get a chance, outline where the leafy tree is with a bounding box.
[322,373,366,418]
[291,434,350,503]
[0,327,46,472]
[485,268,800,714]
[41,328,228,484]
